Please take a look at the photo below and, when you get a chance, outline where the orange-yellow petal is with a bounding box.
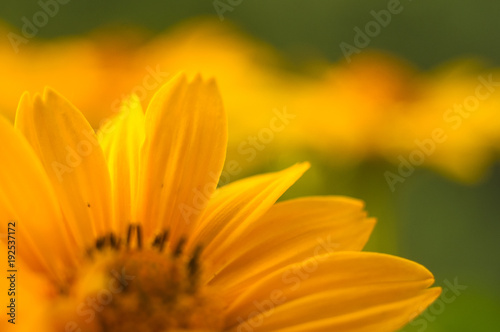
[136,74,227,244]
[209,197,375,294]
[225,252,441,331]
[0,115,75,280]
[187,163,309,257]
[99,95,145,236]
[256,288,441,332]
[15,88,113,247]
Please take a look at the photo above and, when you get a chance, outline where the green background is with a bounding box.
[1,0,499,331]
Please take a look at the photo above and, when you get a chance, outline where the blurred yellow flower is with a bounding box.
[2,19,500,183]
[0,22,140,124]
[381,61,500,183]
[292,53,418,164]
[0,75,440,331]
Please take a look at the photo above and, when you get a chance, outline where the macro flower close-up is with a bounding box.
[0,74,440,331]
[1,1,500,331]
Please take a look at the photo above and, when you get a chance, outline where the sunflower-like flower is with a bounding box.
[0,74,440,331]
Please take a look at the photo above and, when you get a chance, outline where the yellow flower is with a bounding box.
[3,19,500,182]
[381,60,500,182]
[1,74,439,331]
[0,22,148,125]
[291,52,418,164]
[291,53,500,183]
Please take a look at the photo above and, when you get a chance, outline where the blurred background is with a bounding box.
[1,0,499,331]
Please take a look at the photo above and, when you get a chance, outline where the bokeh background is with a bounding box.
[1,1,499,331]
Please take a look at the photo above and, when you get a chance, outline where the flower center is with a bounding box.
[52,225,224,332]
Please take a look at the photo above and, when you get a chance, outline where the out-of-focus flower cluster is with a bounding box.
[2,18,500,183]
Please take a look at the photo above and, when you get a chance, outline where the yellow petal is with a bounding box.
[15,88,113,247]
[0,114,75,280]
[209,197,375,294]
[136,74,227,244]
[99,95,145,236]
[225,252,440,331]
[0,248,53,331]
[254,288,441,332]
[187,163,310,257]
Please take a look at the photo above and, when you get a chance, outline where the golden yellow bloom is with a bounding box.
[1,74,439,331]
[380,60,500,182]
[2,19,500,182]
[292,52,418,165]
[0,22,149,125]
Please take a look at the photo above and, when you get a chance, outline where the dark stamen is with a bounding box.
[158,230,169,252]
[136,224,142,250]
[188,245,202,277]
[96,236,106,250]
[109,234,118,250]
[152,235,160,247]
[126,224,134,248]
[173,237,186,257]
[152,230,168,252]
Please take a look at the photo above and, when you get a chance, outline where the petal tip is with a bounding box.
[42,86,58,100]
[297,161,311,172]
